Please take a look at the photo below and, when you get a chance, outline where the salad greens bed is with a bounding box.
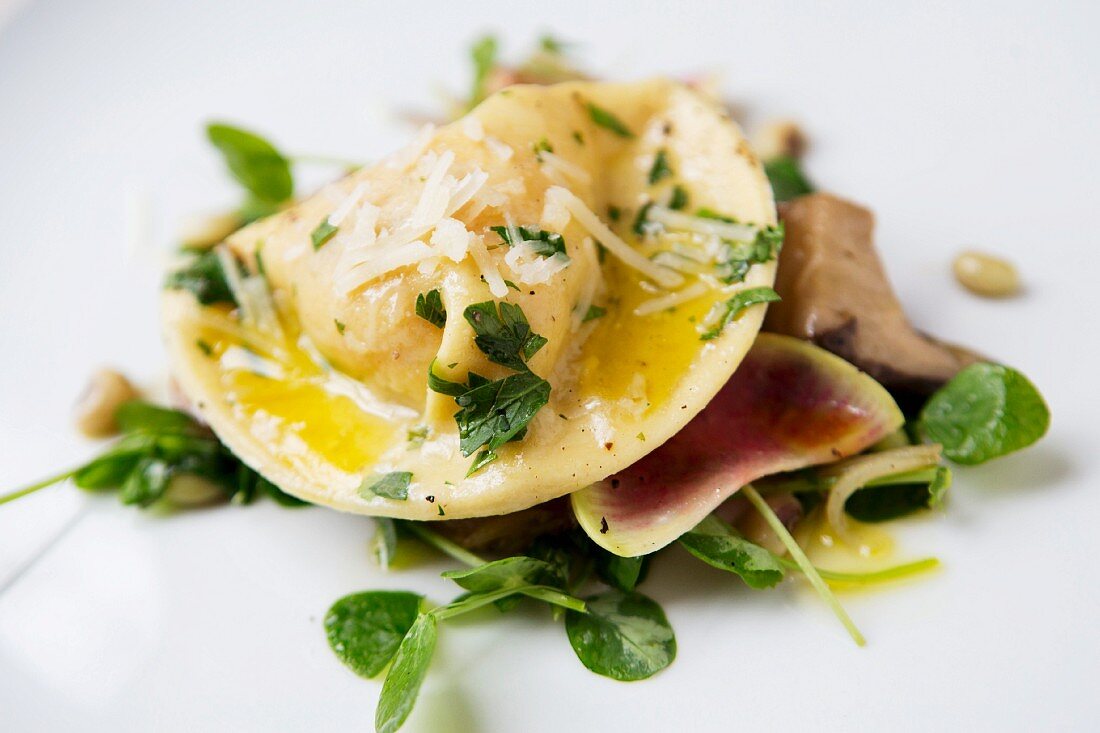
[0,34,1053,733]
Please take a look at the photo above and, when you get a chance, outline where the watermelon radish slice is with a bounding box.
[571,334,904,556]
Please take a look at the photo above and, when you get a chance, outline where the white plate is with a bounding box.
[1,1,1098,730]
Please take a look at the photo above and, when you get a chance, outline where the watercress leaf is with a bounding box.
[453,370,551,456]
[463,300,546,371]
[415,289,447,328]
[441,556,560,593]
[206,123,293,204]
[919,363,1050,465]
[764,155,814,203]
[585,102,634,138]
[164,249,236,306]
[678,515,785,589]
[324,590,422,679]
[565,590,676,681]
[700,287,781,341]
[118,457,172,507]
[361,472,413,501]
[375,612,438,733]
[594,552,649,593]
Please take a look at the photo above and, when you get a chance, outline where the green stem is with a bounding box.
[431,584,584,621]
[742,484,866,647]
[402,522,486,568]
[780,557,940,585]
[760,466,941,496]
[0,468,76,507]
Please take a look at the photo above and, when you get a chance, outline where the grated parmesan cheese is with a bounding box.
[571,237,605,331]
[647,205,759,242]
[484,135,514,161]
[384,123,435,171]
[504,242,571,285]
[468,235,509,297]
[461,116,485,141]
[546,187,684,289]
[539,151,592,187]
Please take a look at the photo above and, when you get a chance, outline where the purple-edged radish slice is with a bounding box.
[571,334,904,556]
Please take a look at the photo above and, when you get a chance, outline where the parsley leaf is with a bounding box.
[582,305,606,323]
[919,363,1050,465]
[165,249,235,306]
[490,225,568,258]
[585,102,634,138]
[700,287,781,341]
[668,184,689,211]
[361,472,413,501]
[648,149,673,184]
[415,289,447,328]
[453,370,551,457]
[311,220,338,250]
[206,123,293,211]
[463,300,548,371]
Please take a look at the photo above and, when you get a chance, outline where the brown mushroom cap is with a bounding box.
[764,193,981,402]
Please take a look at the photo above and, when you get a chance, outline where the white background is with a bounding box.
[1,1,1098,731]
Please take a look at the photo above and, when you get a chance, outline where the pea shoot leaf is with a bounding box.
[206,122,293,207]
[324,591,422,679]
[919,363,1050,465]
[375,613,438,733]
[565,590,676,681]
[678,514,785,589]
[764,155,814,202]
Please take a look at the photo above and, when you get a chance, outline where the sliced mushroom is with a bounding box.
[764,193,981,401]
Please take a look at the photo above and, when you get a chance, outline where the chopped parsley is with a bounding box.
[582,305,607,323]
[361,472,413,501]
[406,425,430,448]
[607,205,622,222]
[632,202,654,236]
[700,287,781,340]
[415,289,447,328]
[585,102,634,138]
[311,220,339,250]
[491,225,568,259]
[648,149,673,184]
[533,137,554,155]
[572,130,584,145]
[668,185,689,211]
[334,319,346,335]
[196,339,214,357]
[165,249,235,306]
[716,224,785,284]
[427,302,552,475]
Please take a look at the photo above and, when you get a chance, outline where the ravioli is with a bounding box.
[162,79,777,520]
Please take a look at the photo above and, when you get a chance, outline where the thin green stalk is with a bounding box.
[742,484,866,647]
[401,522,486,568]
[761,466,941,496]
[0,468,76,507]
[780,557,940,585]
[431,584,585,621]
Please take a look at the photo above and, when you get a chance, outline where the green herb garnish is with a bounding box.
[764,155,814,203]
[468,35,499,109]
[206,123,293,220]
[582,305,606,323]
[361,472,413,501]
[919,363,1050,465]
[311,220,339,250]
[700,287,781,340]
[648,149,673,184]
[415,289,447,328]
[325,591,422,678]
[165,249,235,306]
[565,590,675,681]
[0,400,306,509]
[585,102,634,138]
[491,225,568,259]
[668,184,689,211]
[427,302,552,474]
[678,514,785,589]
